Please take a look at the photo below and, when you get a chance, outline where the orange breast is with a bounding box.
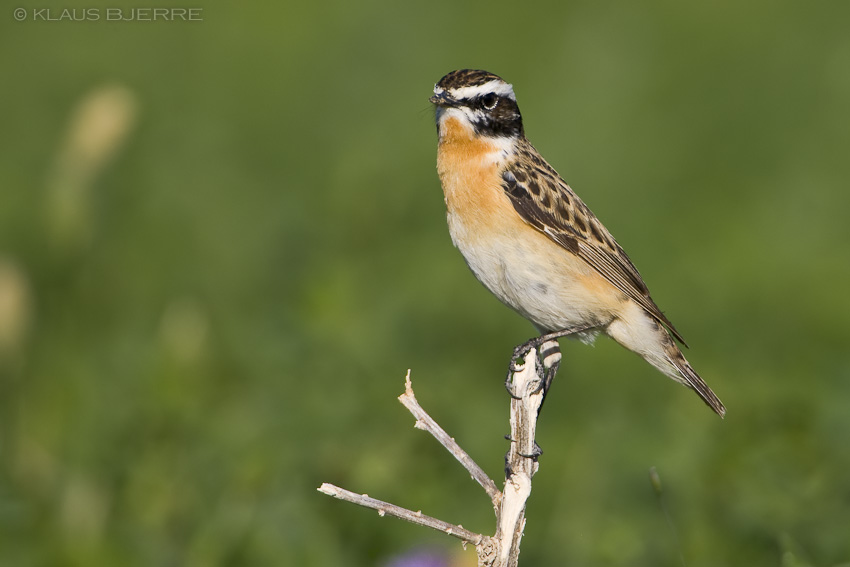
[435,116,628,319]
[436,117,522,239]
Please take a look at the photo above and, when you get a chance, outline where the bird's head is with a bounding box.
[430,69,524,140]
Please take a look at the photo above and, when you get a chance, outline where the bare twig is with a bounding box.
[317,483,486,545]
[398,370,502,508]
[319,348,546,566]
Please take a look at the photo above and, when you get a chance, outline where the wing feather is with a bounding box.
[501,145,687,345]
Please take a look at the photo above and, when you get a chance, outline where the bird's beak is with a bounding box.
[429,91,458,107]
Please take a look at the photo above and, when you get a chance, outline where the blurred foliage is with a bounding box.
[1,0,849,565]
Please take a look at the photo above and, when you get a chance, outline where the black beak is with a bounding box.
[429,91,458,107]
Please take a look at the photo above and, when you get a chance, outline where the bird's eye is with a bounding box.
[481,93,498,110]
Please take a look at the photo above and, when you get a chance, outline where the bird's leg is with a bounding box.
[504,325,597,461]
[504,324,597,400]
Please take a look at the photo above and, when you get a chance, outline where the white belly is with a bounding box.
[447,208,618,335]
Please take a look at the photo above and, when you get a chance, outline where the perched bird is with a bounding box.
[430,69,725,417]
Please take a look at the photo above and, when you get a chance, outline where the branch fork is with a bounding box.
[318,349,546,567]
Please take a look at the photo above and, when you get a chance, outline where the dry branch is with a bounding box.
[318,349,545,566]
[398,372,502,509]
[317,483,486,546]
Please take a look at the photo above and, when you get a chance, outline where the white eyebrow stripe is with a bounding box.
[448,80,516,101]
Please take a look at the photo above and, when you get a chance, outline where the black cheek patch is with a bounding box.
[471,97,524,138]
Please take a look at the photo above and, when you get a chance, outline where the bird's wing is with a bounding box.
[501,147,687,345]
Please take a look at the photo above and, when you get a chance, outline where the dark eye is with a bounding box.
[481,93,498,110]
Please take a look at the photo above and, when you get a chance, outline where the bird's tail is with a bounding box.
[663,341,726,417]
[607,311,726,417]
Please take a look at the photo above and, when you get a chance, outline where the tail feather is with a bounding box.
[666,348,726,417]
[606,307,726,417]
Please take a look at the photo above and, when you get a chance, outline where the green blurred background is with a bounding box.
[2,0,849,565]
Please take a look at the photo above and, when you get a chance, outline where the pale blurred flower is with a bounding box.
[0,257,32,360]
[45,84,137,253]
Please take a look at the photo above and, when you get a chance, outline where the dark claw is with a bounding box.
[505,434,543,459]
[504,372,523,399]
[517,442,543,459]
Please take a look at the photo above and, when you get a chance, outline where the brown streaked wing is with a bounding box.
[501,151,687,346]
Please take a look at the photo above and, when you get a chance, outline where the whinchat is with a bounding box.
[430,69,725,417]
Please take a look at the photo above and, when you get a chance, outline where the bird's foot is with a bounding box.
[504,435,543,462]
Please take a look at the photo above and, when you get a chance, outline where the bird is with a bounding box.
[429,69,725,417]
